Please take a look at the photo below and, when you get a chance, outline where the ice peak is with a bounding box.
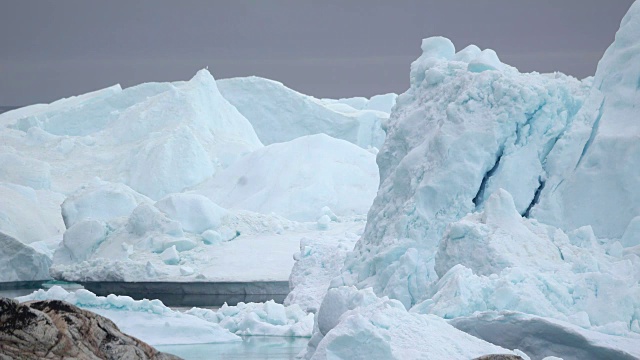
[190,68,216,85]
[420,36,456,60]
[481,189,521,225]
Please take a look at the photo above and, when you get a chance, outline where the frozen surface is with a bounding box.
[194,134,379,222]
[303,286,516,360]
[186,300,314,337]
[17,286,241,345]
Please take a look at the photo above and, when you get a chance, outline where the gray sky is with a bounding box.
[0,1,633,105]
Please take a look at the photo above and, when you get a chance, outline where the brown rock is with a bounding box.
[473,355,524,360]
[0,297,182,360]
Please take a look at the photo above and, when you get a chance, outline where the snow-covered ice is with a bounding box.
[193,134,379,222]
[50,207,367,283]
[218,76,395,149]
[17,286,314,345]
[186,300,313,337]
[284,232,359,313]
[302,286,516,360]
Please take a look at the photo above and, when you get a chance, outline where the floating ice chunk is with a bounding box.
[160,245,180,265]
[186,300,314,337]
[316,215,331,231]
[468,49,505,73]
[155,193,228,234]
[316,287,379,336]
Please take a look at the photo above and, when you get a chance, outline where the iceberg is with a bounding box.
[194,134,379,222]
[218,76,395,149]
[0,69,262,198]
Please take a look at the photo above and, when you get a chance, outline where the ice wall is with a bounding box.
[335,36,592,308]
[533,0,640,239]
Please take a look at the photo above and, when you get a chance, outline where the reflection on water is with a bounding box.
[156,336,308,360]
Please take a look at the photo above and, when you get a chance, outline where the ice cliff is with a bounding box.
[299,3,640,358]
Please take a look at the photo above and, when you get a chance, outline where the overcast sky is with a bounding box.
[0,1,633,105]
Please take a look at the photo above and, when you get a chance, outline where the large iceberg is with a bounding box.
[302,3,640,358]
[335,36,592,308]
[0,69,262,199]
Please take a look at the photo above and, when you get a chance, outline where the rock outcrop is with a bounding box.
[0,298,181,360]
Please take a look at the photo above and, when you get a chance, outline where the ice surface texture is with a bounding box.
[218,76,395,149]
[194,134,379,222]
[17,286,240,345]
[309,4,640,356]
